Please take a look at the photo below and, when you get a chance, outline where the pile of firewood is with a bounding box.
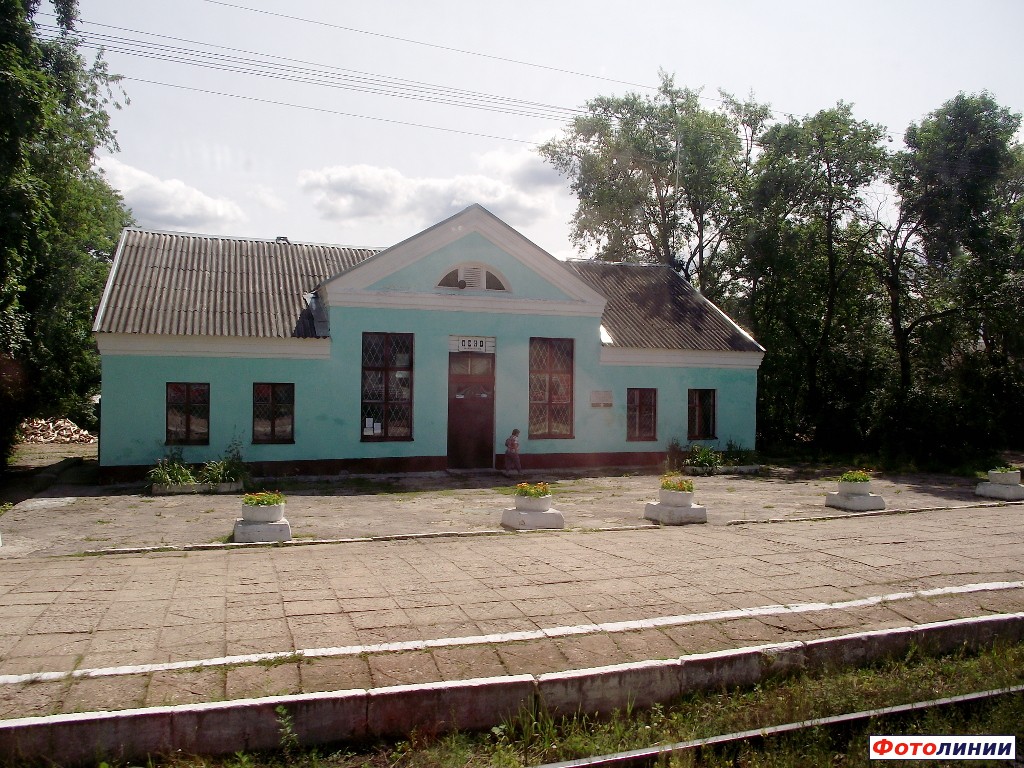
[18,418,97,444]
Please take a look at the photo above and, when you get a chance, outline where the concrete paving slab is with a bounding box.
[610,628,684,663]
[1,454,1023,757]
[299,656,373,693]
[62,675,150,715]
[496,638,571,676]
[3,459,1011,558]
[0,681,68,719]
[430,644,508,681]
[553,632,621,668]
[368,650,442,688]
[225,663,302,700]
[145,669,224,708]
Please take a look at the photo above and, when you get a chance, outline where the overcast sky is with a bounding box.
[64,0,1024,260]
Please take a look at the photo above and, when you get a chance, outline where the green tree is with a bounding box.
[877,95,1022,462]
[0,0,131,467]
[740,104,889,449]
[539,73,766,302]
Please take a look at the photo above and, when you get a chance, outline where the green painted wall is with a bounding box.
[98,354,335,467]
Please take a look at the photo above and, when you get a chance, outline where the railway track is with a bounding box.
[535,685,1024,768]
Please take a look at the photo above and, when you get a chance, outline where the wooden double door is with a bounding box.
[447,351,495,469]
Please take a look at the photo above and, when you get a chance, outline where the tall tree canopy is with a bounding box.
[542,81,1023,466]
[0,0,132,468]
[870,93,1023,460]
[741,104,889,449]
[539,73,769,303]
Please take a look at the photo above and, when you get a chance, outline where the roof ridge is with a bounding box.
[121,227,385,252]
[567,259,670,268]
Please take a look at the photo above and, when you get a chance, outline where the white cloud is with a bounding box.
[297,163,558,229]
[248,184,287,212]
[97,156,247,232]
[474,144,566,191]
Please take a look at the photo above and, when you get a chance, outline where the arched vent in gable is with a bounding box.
[437,264,508,292]
[462,265,484,289]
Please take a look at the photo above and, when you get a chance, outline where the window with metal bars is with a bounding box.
[252,383,294,444]
[361,332,414,441]
[528,337,574,439]
[626,388,657,441]
[166,382,210,445]
[688,389,717,440]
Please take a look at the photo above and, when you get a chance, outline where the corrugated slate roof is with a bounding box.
[564,261,763,353]
[94,229,761,353]
[93,229,378,338]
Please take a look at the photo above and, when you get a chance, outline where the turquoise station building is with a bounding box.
[93,205,763,477]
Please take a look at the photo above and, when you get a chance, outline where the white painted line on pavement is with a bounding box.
[1,580,1021,686]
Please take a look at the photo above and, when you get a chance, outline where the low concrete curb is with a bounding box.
[726,499,1024,526]
[1,613,1021,766]
[79,525,659,557]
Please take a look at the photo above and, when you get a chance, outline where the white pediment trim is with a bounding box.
[321,205,607,311]
[331,290,604,317]
[600,348,764,369]
[95,333,331,359]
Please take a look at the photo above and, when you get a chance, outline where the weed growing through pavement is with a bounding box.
[275,705,299,759]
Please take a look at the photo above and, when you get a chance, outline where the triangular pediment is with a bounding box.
[320,205,606,316]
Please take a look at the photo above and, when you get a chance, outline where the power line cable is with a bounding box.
[39,9,904,144]
[197,0,822,128]
[40,12,893,151]
[200,0,657,92]
[43,15,940,166]
[117,76,537,144]
[38,18,587,122]
[66,38,579,121]
[40,17,769,152]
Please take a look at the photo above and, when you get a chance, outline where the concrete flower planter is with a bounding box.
[514,495,553,513]
[988,470,1021,485]
[826,480,885,511]
[646,487,706,525]
[241,503,285,523]
[503,494,563,530]
[659,489,695,507]
[151,482,243,496]
[234,501,291,542]
[976,470,1024,500]
[837,480,872,496]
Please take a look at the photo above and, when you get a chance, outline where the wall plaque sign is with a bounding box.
[449,336,496,353]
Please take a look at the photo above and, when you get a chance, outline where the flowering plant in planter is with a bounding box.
[836,470,873,498]
[986,466,1021,485]
[243,491,286,506]
[839,470,871,483]
[240,490,286,524]
[514,482,550,498]
[660,474,694,492]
